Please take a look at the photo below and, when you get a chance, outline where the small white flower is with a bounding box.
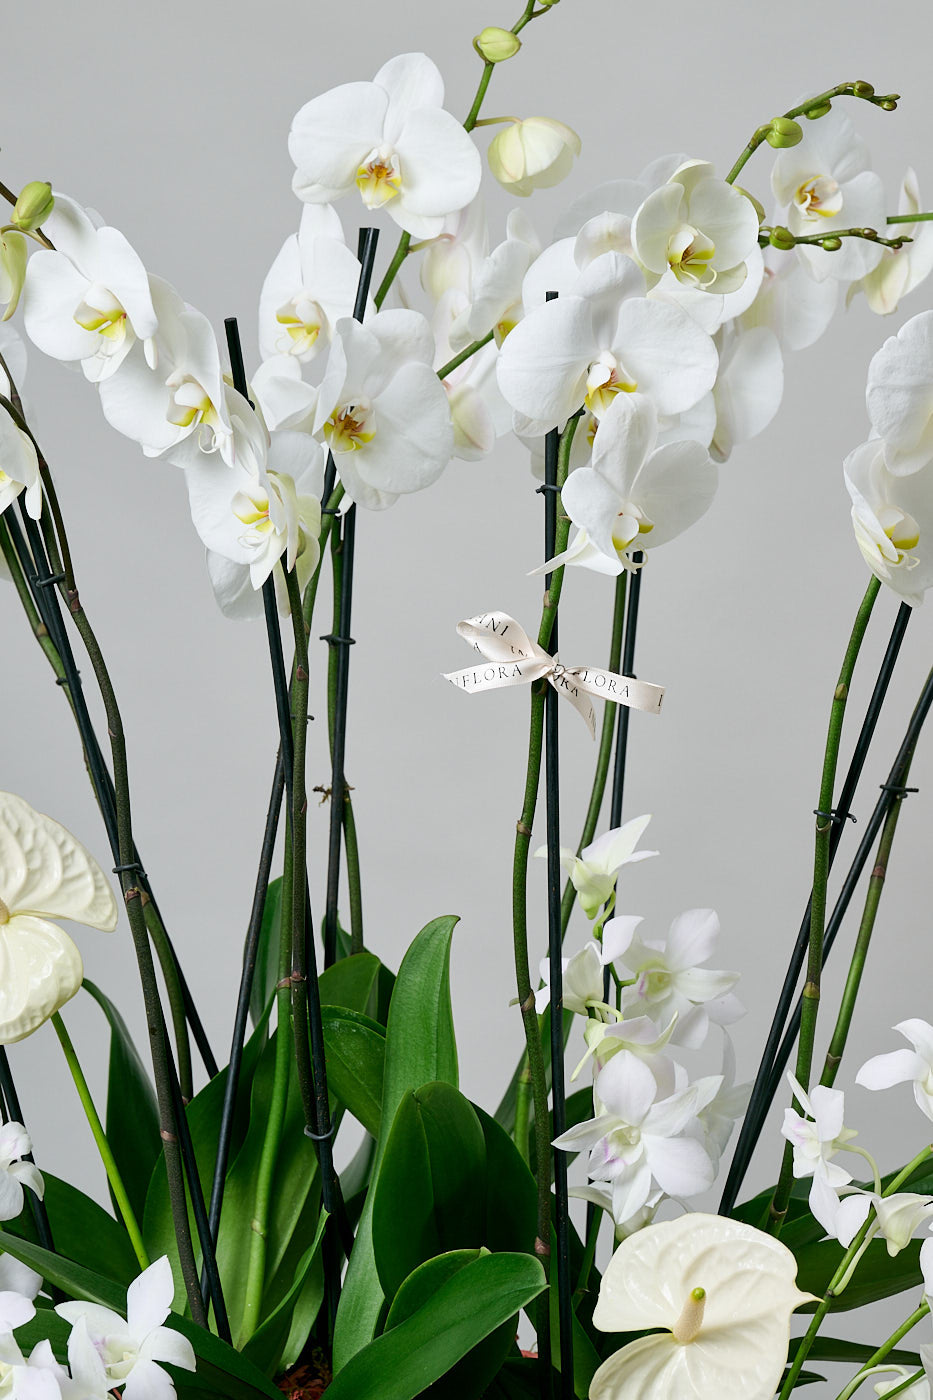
[631,161,760,295]
[857,1019,933,1119]
[844,441,933,605]
[781,1074,857,1234]
[618,907,743,1048]
[0,1125,43,1225]
[0,410,41,522]
[835,1189,933,1254]
[535,814,657,920]
[850,169,933,317]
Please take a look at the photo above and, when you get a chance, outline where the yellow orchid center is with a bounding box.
[233,489,272,534]
[585,354,637,415]
[356,146,403,209]
[165,372,218,433]
[73,282,127,340]
[667,224,717,287]
[672,1287,706,1345]
[880,505,920,554]
[794,174,843,220]
[0,896,9,925]
[324,399,376,453]
[611,505,654,555]
[275,293,325,356]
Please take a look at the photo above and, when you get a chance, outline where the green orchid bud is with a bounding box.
[734,186,766,224]
[537,0,560,6]
[805,101,833,120]
[820,236,843,251]
[0,229,28,319]
[10,181,54,233]
[852,80,875,97]
[768,226,796,251]
[765,117,803,149]
[861,227,879,241]
[879,99,898,111]
[473,27,522,62]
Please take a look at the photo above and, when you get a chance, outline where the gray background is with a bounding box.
[4,0,933,1389]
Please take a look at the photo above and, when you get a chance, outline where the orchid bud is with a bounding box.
[10,181,53,233]
[820,236,843,251]
[852,80,875,97]
[879,98,899,111]
[473,26,521,62]
[765,117,803,149]
[0,230,27,320]
[768,226,796,251]
[488,117,581,197]
[805,101,833,119]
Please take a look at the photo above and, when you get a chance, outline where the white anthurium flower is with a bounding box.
[782,1074,858,1234]
[487,117,581,197]
[250,356,318,434]
[535,814,657,920]
[0,1334,68,1399]
[0,792,118,1044]
[258,204,369,366]
[313,309,453,509]
[618,907,743,1049]
[56,1255,196,1399]
[0,1124,43,1224]
[289,52,481,240]
[866,312,933,475]
[554,1050,719,1228]
[849,170,933,316]
[740,244,839,351]
[770,106,886,284]
[533,392,717,578]
[498,250,718,431]
[709,323,783,463]
[875,1366,931,1400]
[22,193,157,383]
[844,440,933,605]
[534,918,640,1018]
[590,1213,815,1400]
[0,410,41,521]
[857,1018,933,1120]
[632,160,760,296]
[834,1188,933,1254]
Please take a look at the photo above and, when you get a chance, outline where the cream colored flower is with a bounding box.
[0,793,117,1042]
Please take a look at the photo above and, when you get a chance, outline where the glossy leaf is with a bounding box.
[5,1171,137,1286]
[319,951,382,1015]
[249,878,282,1030]
[322,1006,385,1138]
[241,1210,328,1377]
[795,1238,922,1310]
[475,1105,536,1255]
[791,1335,921,1366]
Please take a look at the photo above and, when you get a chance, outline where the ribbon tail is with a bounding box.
[548,672,597,739]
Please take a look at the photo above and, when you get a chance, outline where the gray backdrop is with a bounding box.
[4,1,933,1390]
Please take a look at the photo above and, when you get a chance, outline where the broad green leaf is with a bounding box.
[334,914,459,1371]
[278,1250,325,1371]
[342,1134,377,1229]
[322,1006,385,1138]
[83,979,160,1227]
[373,1083,486,1298]
[319,951,382,1014]
[483,1357,542,1398]
[326,1251,546,1400]
[249,878,282,1030]
[475,1105,536,1255]
[241,1210,328,1377]
[5,1172,137,1287]
[796,1238,922,1310]
[0,1230,125,1308]
[791,1335,921,1366]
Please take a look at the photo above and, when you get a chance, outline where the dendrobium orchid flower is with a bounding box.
[834,1188,933,1254]
[844,440,933,605]
[0,1124,43,1223]
[0,410,41,521]
[631,161,760,295]
[866,312,933,475]
[289,53,481,239]
[22,194,158,383]
[0,1334,70,1399]
[857,1019,933,1120]
[534,917,642,1016]
[782,1074,858,1234]
[618,907,743,1048]
[258,205,368,366]
[486,117,581,197]
[589,1213,815,1400]
[0,1253,41,1330]
[536,814,657,920]
[0,792,118,1042]
[874,1366,932,1400]
[849,169,933,316]
[56,1255,196,1399]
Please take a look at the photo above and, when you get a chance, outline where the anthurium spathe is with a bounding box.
[313,309,453,509]
[865,312,933,476]
[536,813,657,919]
[289,53,481,239]
[258,204,368,366]
[0,791,118,1043]
[844,440,933,605]
[589,1213,815,1400]
[0,409,41,521]
[22,193,157,383]
[631,161,760,295]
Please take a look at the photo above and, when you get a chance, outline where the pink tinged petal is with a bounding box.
[644,1132,714,1198]
[595,1049,658,1125]
[662,907,720,971]
[614,299,718,416]
[22,253,100,361]
[289,83,389,201]
[67,1316,110,1394]
[0,916,84,1045]
[856,1047,928,1092]
[496,295,594,424]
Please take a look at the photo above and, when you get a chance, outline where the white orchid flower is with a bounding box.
[313,309,453,509]
[0,1125,43,1224]
[22,193,157,383]
[487,117,580,197]
[857,1018,933,1120]
[0,1253,41,1332]
[497,250,718,430]
[259,205,368,366]
[533,392,717,577]
[618,907,743,1048]
[444,208,541,351]
[0,410,41,521]
[850,169,933,316]
[740,244,838,351]
[535,814,657,921]
[56,1255,195,1399]
[690,1031,751,1169]
[632,161,760,295]
[534,916,640,1017]
[0,792,117,1043]
[770,105,886,283]
[554,1050,719,1228]
[709,323,783,463]
[866,312,933,475]
[844,440,933,605]
[590,1213,815,1400]
[0,1334,69,1399]
[579,1007,678,1084]
[432,289,510,463]
[420,197,489,306]
[875,1366,931,1400]
[782,1074,858,1234]
[570,1180,664,1240]
[250,356,318,434]
[835,1188,933,1254]
[289,53,481,240]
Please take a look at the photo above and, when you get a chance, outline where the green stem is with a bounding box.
[762,226,909,251]
[821,764,913,1088]
[769,576,881,1234]
[834,1304,930,1400]
[143,897,194,1102]
[436,330,495,381]
[343,796,364,955]
[887,212,933,225]
[373,232,411,310]
[51,1012,149,1270]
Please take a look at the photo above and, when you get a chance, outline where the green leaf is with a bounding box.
[326,1251,546,1400]
[373,1083,486,1299]
[474,1105,536,1255]
[322,1006,385,1138]
[5,1172,138,1287]
[319,951,382,1014]
[795,1238,922,1310]
[83,979,161,1228]
[495,1004,572,1135]
[0,1229,125,1308]
[249,877,282,1030]
[791,1335,921,1367]
[241,1210,329,1377]
[333,914,459,1371]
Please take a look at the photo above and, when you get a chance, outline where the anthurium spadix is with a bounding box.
[22,193,157,383]
[313,309,453,509]
[589,1214,815,1400]
[258,204,369,366]
[844,440,933,605]
[496,251,718,430]
[866,312,933,475]
[0,792,118,1042]
[631,161,760,295]
[0,407,41,521]
[289,53,481,239]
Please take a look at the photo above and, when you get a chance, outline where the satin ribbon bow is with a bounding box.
[443,612,664,738]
